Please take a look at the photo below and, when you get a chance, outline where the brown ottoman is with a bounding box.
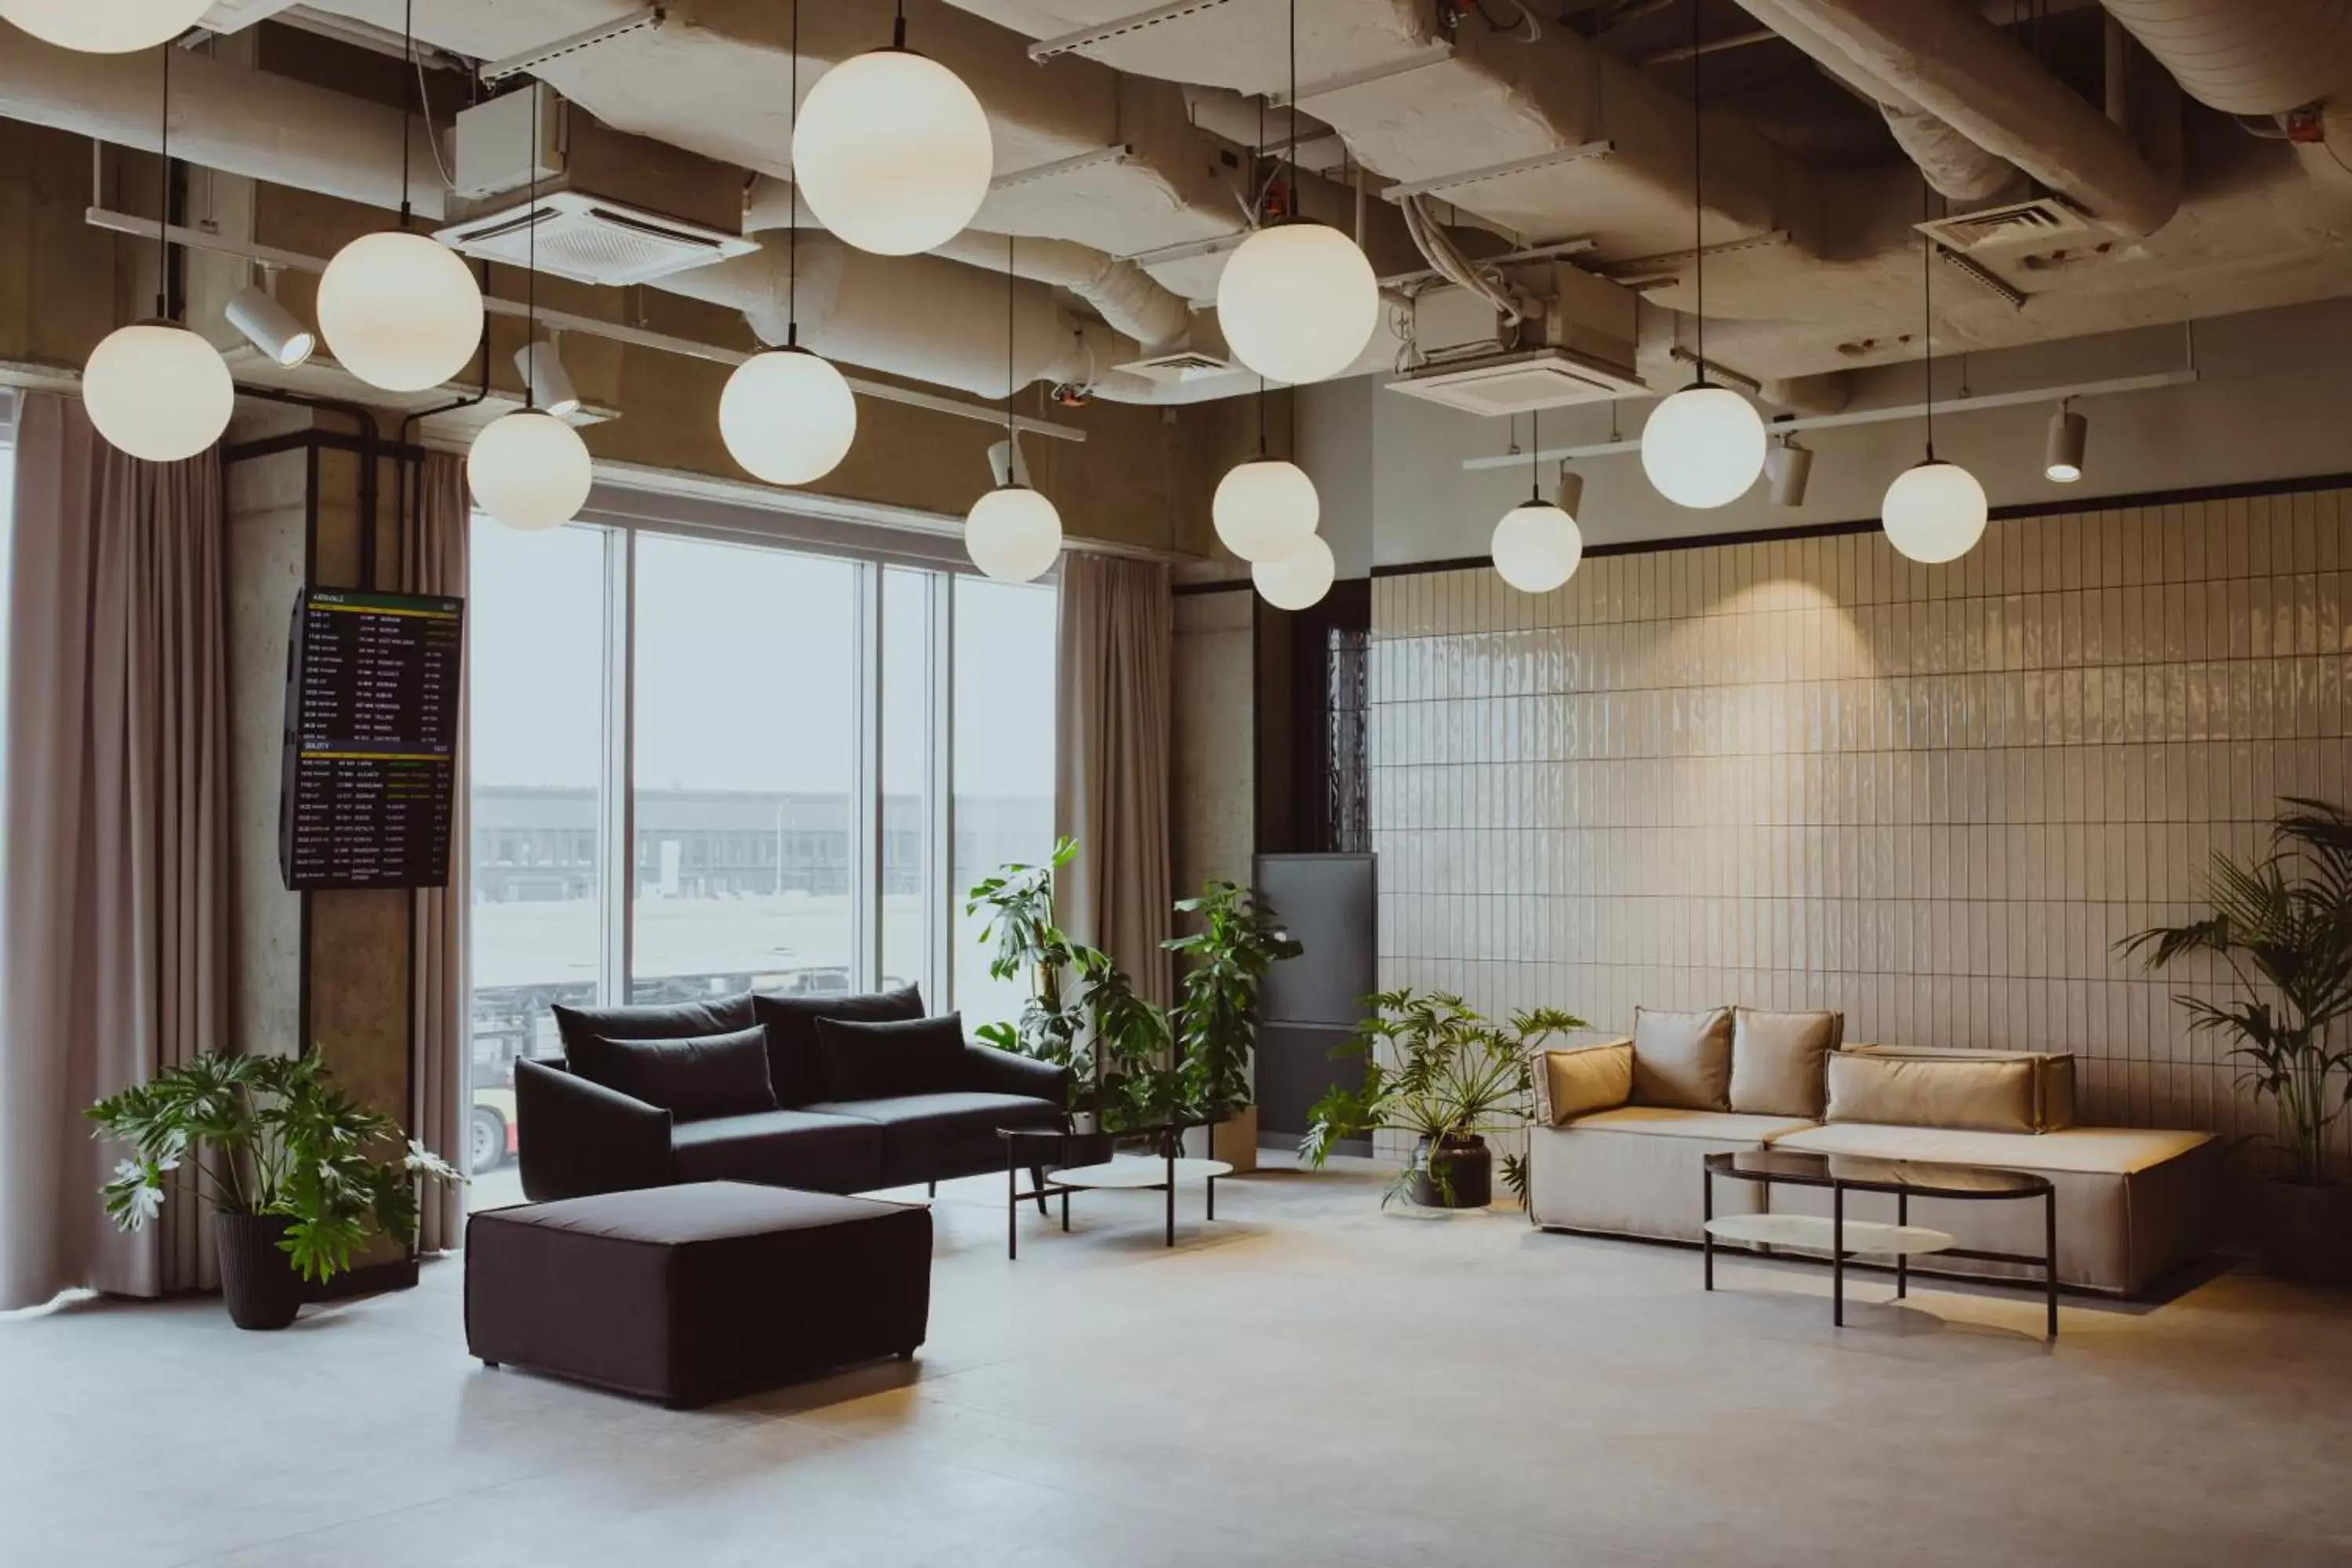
[465,1181,931,1407]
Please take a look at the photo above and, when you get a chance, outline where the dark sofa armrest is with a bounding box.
[515,1058,674,1202]
[960,1044,1071,1109]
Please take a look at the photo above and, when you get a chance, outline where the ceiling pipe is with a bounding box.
[1725,0,2181,234]
[0,18,449,219]
[742,176,1194,349]
[2093,0,2352,114]
[1730,0,2027,201]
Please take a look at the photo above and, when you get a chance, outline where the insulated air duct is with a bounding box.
[2095,0,2352,114]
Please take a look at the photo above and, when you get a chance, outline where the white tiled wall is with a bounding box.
[1369,488,2349,1163]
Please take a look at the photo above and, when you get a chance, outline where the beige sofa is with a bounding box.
[1525,1009,2217,1297]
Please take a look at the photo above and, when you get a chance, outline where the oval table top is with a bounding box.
[1054,1156,1232,1190]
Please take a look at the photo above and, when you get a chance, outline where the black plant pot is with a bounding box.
[2256,1178,2352,1283]
[215,1213,304,1330]
[1409,1135,1493,1210]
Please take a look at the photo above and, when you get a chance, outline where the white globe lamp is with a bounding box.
[1216,223,1379,385]
[317,230,485,393]
[82,322,234,463]
[1882,459,1987,564]
[1639,383,1766,509]
[468,412,593,532]
[1251,532,1336,612]
[1491,501,1584,594]
[965,485,1063,583]
[793,46,993,256]
[0,0,212,52]
[720,349,858,485]
[1212,459,1319,563]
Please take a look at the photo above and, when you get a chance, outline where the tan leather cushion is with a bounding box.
[1541,1041,1633,1126]
[1631,1006,1733,1112]
[1826,1051,2039,1134]
[1728,1007,1842,1118]
[1846,1045,2078,1131]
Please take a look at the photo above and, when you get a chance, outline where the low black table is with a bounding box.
[999,1120,1229,1258]
[1701,1149,2058,1338]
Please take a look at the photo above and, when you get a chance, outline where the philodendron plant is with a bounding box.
[87,1051,462,1284]
[1167,880,1302,1125]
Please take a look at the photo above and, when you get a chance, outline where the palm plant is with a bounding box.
[2120,797,2352,1187]
[86,1051,461,1284]
[1301,989,1588,1207]
[967,837,1091,1103]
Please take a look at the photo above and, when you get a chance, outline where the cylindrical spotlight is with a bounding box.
[2045,405,2086,484]
[1766,435,1813,507]
[225,284,316,369]
[515,338,581,419]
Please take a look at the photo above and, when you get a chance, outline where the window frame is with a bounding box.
[477,477,1054,1032]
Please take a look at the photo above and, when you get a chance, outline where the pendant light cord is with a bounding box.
[400,0,414,226]
[786,0,800,347]
[1529,405,1541,503]
[524,82,539,409]
[156,42,171,320]
[1004,230,1017,481]
[1690,0,1705,387]
[1921,175,1935,459]
[894,0,907,50]
[1287,0,1298,207]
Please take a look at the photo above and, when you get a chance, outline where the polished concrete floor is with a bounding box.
[5,1156,2349,1567]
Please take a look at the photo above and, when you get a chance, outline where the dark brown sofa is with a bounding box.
[514,986,1068,1202]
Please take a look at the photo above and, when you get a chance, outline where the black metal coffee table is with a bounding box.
[998,1121,1229,1258]
[1702,1149,2058,1338]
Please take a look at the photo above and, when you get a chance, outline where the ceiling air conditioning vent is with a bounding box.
[1385,347,1645,416]
[434,191,756,287]
[1115,350,1240,384]
[1918,197,2093,252]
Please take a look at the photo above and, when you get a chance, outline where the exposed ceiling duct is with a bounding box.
[1724,0,2181,234]
[2094,0,2352,114]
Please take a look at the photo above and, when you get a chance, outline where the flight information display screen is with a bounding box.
[278,588,465,891]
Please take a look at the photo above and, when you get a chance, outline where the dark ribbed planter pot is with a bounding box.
[216,1213,303,1330]
[1409,1136,1493,1210]
[2257,1178,2352,1283]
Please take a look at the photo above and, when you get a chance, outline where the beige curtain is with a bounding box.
[1054,551,1174,1004]
[402,454,470,1251]
[0,393,230,1308]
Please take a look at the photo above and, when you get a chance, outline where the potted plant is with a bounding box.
[87,1051,463,1329]
[968,837,1099,1133]
[1166,880,1302,1171]
[1300,989,1586,1209]
[2122,797,2352,1282]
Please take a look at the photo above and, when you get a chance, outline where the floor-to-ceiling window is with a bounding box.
[951,575,1058,1029]
[465,505,1057,1200]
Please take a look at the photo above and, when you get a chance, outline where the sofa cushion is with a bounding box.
[1561,1105,1819,1142]
[1827,1050,2042,1134]
[807,1091,1064,1188]
[566,1024,777,1123]
[817,1014,968,1101]
[1539,1041,1633,1126]
[669,1108,885,1193]
[551,993,757,1057]
[1729,1007,1842,1119]
[752,985,927,1105]
[1846,1044,2077,1131]
[1770,1120,2212,1176]
[1630,1006,1734,1111]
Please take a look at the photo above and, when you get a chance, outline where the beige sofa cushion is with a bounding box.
[1631,1006,1734,1112]
[1564,1105,1817,1142]
[1771,1120,2212,1175]
[1539,1040,1633,1126]
[1728,1007,1842,1118]
[1826,1050,2045,1133]
[1845,1045,2078,1131]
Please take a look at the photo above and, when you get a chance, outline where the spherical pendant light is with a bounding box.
[1491,501,1584,594]
[1217,223,1380,386]
[720,348,858,485]
[1639,383,1766,510]
[1251,532,1336,612]
[317,230,485,393]
[965,485,1063,583]
[793,47,993,256]
[82,323,234,463]
[1213,458,1319,563]
[1882,459,1987,564]
[0,0,212,53]
[468,412,593,532]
